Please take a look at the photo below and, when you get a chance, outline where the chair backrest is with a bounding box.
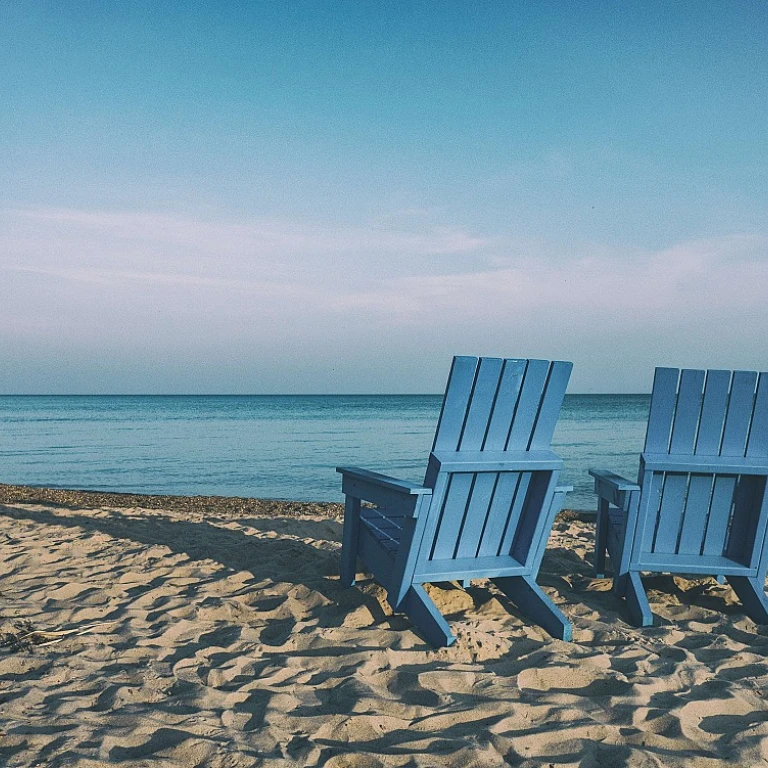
[644,368,768,458]
[412,356,572,580]
[636,368,768,566]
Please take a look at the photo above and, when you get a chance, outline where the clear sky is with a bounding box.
[2,1,767,394]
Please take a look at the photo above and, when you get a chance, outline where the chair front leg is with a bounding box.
[594,497,610,578]
[340,495,361,587]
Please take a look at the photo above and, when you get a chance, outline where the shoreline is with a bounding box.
[0,483,345,520]
[0,483,595,521]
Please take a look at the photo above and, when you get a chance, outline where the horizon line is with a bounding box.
[0,391,650,397]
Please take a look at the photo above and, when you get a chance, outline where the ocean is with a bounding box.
[0,394,650,510]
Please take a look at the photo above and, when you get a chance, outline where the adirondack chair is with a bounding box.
[337,355,574,647]
[590,367,768,627]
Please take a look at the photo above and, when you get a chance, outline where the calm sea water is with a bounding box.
[0,395,650,510]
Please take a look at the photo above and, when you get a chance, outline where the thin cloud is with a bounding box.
[3,207,490,260]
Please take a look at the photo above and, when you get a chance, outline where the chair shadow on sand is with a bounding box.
[0,502,394,640]
[1,499,611,653]
[4,501,761,644]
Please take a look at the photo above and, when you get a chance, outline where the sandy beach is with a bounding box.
[2,484,768,767]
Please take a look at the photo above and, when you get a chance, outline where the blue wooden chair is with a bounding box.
[337,356,574,647]
[590,367,768,627]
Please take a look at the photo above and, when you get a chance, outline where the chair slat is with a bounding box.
[721,371,758,457]
[483,360,527,450]
[459,358,504,451]
[431,473,474,560]
[676,474,714,556]
[506,360,550,450]
[477,473,521,557]
[669,369,704,455]
[746,373,768,458]
[695,370,731,455]
[652,473,688,554]
[432,356,479,451]
[644,368,679,453]
[455,473,498,558]
[702,476,737,555]
[497,472,532,555]
[529,361,573,449]
[725,476,764,561]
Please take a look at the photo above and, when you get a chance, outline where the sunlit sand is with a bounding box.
[2,485,767,767]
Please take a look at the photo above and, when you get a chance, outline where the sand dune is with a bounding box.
[2,492,768,767]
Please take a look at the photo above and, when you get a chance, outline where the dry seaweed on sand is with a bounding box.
[0,483,344,520]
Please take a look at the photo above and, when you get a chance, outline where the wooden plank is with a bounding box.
[702,475,737,556]
[676,474,714,556]
[594,497,610,577]
[721,371,758,457]
[529,478,567,575]
[652,473,688,554]
[432,356,479,451]
[414,554,526,582]
[669,369,705,455]
[751,485,768,575]
[695,370,731,455]
[506,360,550,450]
[493,575,572,641]
[746,372,768,458]
[389,494,436,608]
[642,453,768,475]
[636,551,757,576]
[498,472,532,555]
[338,466,431,495]
[477,473,521,557]
[358,526,396,587]
[726,576,768,624]
[483,359,527,450]
[458,357,504,451]
[633,470,663,560]
[454,473,498,558]
[511,471,553,567]
[430,473,474,560]
[644,367,680,453]
[529,361,572,449]
[430,449,562,473]
[725,475,764,563]
[400,584,456,647]
[340,476,426,515]
[340,496,362,586]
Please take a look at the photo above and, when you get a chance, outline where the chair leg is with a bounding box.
[625,571,653,627]
[340,496,361,587]
[727,575,768,624]
[460,579,471,589]
[400,584,457,648]
[493,575,572,641]
[594,499,609,578]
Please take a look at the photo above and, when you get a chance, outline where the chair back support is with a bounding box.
[413,356,572,579]
[636,368,768,566]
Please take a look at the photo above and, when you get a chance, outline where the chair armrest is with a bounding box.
[337,467,432,517]
[336,467,431,495]
[588,469,639,510]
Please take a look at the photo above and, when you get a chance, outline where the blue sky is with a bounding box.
[2,1,767,393]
